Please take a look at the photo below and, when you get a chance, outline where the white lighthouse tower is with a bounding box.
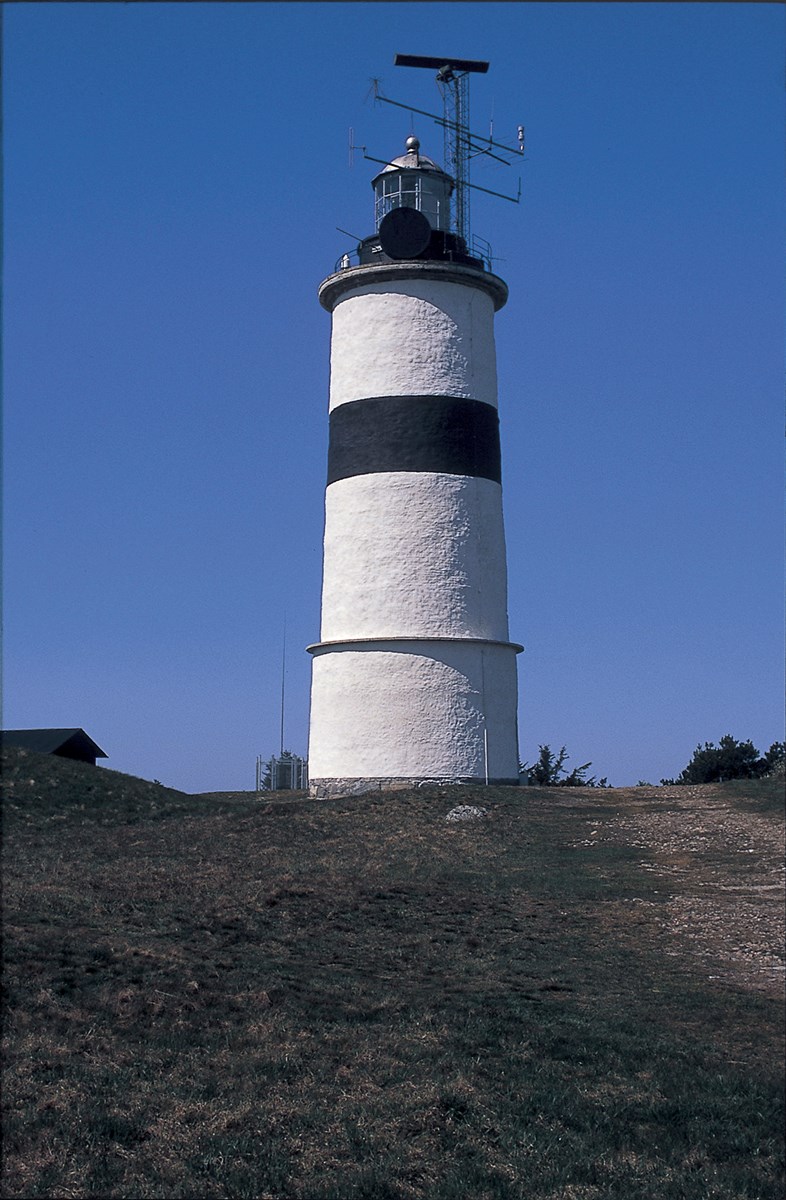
[308,82,522,796]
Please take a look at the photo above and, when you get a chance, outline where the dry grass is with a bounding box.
[2,747,784,1199]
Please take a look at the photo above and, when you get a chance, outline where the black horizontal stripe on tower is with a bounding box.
[327,395,501,485]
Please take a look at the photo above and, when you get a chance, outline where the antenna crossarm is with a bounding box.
[465,178,521,204]
[462,139,512,167]
[374,88,449,132]
[463,132,524,158]
[356,145,515,187]
[375,88,523,161]
[359,146,519,203]
[359,151,414,172]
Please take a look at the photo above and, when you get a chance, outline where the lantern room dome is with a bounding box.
[372,136,453,185]
[372,137,454,236]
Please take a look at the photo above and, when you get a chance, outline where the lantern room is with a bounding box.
[372,136,453,233]
[352,135,486,270]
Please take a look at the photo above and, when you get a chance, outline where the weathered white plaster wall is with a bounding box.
[320,472,510,643]
[328,280,498,410]
[309,268,520,791]
[308,641,520,781]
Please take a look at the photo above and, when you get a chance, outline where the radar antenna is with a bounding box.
[385,54,522,247]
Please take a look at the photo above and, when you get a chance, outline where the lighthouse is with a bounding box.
[307,127,522,797]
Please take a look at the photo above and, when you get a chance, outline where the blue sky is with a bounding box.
[3,2,783,791]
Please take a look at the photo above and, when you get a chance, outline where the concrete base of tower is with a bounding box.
[307,639,522,788]
[309,775,522,799]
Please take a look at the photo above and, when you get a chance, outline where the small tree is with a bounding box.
[763,742,786,775]
[661,735,782,785]
[522,745,607,788]
[525,744,568,786]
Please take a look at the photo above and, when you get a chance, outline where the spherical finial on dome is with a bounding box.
[405,135,420,154]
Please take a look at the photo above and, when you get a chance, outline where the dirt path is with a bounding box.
[569,783,785,998]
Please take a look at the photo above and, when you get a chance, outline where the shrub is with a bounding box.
[661,736,785,785]
[522,745,607,788]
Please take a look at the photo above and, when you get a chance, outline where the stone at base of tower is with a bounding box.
[309,775,521,798]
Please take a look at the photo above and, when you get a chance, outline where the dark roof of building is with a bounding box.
[1,728,107,758]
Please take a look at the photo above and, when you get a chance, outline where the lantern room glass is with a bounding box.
[374,170,452,234]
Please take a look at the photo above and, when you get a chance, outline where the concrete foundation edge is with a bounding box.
[309,776,521,798]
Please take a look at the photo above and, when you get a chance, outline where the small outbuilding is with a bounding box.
[1,728,108,767]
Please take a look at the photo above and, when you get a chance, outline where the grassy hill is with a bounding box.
[2,746,784,1199]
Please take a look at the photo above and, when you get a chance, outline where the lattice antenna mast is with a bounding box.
[438,65,470,244]
[394,55,489,246]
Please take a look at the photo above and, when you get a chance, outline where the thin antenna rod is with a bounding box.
[280,616,286,756]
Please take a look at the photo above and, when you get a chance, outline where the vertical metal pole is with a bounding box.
[484,725,489,786]
[280,616,286,756]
